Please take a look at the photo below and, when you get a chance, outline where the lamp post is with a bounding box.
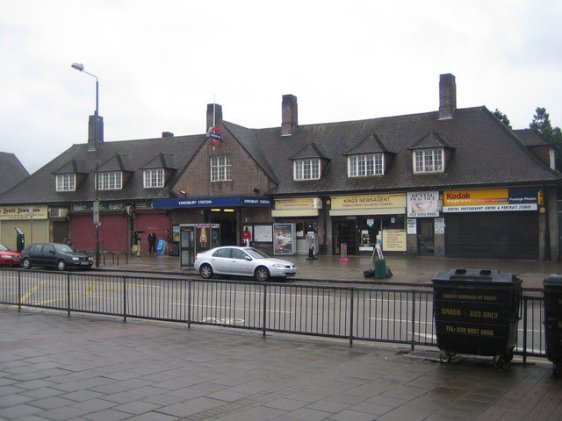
[71,62,101,267]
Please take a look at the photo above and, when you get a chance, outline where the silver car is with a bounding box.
[194,246,297,282]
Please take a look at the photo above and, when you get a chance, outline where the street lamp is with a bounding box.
[71,62,101,268]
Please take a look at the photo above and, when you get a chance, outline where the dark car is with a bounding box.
[21,243,93,271]
[0,244,21,267]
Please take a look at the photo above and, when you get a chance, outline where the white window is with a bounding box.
[96,171,122,190]
[413,149,444,173]
[348,154,384,177]
[55,174,76,192]
[294,159,321,181]
[143,169,164,188]
[210,156,232,182]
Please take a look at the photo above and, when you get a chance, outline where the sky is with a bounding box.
[1,0,561,174]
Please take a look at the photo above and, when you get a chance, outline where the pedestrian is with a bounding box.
[148,231,157,256]
[242,227,252,247]
[132,232,141,256]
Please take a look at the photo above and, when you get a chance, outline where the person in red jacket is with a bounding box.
[242,227,252,247]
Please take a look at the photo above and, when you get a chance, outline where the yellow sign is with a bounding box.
[382,229,406,252]
[274,197,322,210]
[331,194,406,210]
[443,188,508,206]
[0,206,48,220]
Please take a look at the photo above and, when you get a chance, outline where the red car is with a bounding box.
[0,244,21,267]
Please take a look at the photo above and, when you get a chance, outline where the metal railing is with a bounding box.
[0,269,547,359]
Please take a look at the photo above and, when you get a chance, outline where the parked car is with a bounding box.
[0,244,21,267]
[194,246,297,282]
[21,243,93,271]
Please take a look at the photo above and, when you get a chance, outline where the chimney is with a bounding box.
[87,114,104,152]
[438,73,456,120]
[281,94,298,136]
[206,103,223,131]
[162,131,174,138]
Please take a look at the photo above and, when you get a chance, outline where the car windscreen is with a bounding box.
[0,244,8,251]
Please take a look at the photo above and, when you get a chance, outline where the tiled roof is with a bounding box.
[0,152,29,195]
[0,135,206,205]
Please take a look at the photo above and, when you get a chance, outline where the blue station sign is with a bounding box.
[153,196,272,209]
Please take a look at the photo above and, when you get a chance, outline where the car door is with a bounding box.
[229,248,253,276]
[210,247,232,274]
[41,244,57,267]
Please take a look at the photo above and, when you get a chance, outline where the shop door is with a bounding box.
[418,219,434,255]
[334,219,357,255]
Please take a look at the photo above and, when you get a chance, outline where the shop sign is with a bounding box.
[382,229,406,252]
[331,194,406,210]
[274,197,322,210]
[443,187,538,213]
[407,219,417,234]
[407,191,440,217]
[0,206,48,220]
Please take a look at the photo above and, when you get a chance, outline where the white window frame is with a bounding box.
[96,171,123,190]
[210,156,232,182]
[143,168,165,188]
[348,154,384,177]
[413,148,444,173]
[293,159,321,181]
[55,174,76,192]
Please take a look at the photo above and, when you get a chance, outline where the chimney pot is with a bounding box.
[438,73,456,120]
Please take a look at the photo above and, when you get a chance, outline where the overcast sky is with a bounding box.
[1,0,561,174]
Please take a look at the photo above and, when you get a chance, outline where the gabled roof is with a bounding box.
[513,129,550,147]
[0,152,29,195]
[343,133,391,155]
[53,158,88,175]
[141,153,177,170]
[408,130,454,150]
[290,142,329,160]
[0,135,206,205]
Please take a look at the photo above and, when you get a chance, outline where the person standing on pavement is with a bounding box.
[148,231,157,256]
[132,232,141,256]
[242,227,252,247]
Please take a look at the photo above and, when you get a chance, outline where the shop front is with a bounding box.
[443,187,540,259]
[154,196,272,250]
[406,191,442,256]
[0,206,49,250]
[271,197,323,255]
[329,194,407,256]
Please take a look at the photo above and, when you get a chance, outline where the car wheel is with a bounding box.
[199,264,213,279]
[56,260,66,271]
[255,266,270,282]
[22,258,31,270]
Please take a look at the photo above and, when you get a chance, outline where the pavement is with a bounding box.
[2,254,562,420]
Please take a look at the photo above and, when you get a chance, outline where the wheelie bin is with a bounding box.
[543,275,562,377]
[432,269,522,368]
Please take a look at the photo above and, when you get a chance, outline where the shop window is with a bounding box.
[294,158,320,180]
[348,154,384,177]
[55,174,76,192]
[143,168,164,188]
[210,155,232,182]
[413,148,444,173]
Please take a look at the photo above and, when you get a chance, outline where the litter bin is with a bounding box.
[432,269,522,368]
[543,275,562,377]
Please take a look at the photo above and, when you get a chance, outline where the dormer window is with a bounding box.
[143,168,164,188]
[413,148,444,173]
[294,158,320,180]
[56,174,76,192]
[96,171,122,190]
[348,154,384,177]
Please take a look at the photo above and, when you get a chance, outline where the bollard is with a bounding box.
[340,242,349,262]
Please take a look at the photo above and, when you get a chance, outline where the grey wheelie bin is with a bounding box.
[543,275,562,377]
[432,269,522,368]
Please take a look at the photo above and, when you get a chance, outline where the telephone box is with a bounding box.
[179,223,220,267]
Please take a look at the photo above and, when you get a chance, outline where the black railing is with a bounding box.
[0,269,547,359]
